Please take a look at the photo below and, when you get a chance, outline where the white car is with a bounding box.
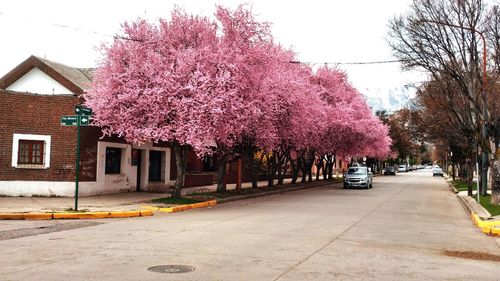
[398,165,407,172]
[433,167,444,177]
[344,166,373,189]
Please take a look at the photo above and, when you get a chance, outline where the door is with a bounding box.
[134,150,142,191]
[149,150,162,182]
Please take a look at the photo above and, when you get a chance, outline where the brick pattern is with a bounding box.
[0,90,127,182]
[0,90,78,181]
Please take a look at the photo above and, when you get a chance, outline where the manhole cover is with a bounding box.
[148,265,195,273]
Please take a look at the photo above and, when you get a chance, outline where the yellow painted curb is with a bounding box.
[490,227,500,237]
[23,213,53,220]
[0,213,53,220]
[158,207,174,213]
[1,209,153,220]
[149,199,217,214]
[471,213,482,226]
[139,210,153,216]
[470,212,500,237]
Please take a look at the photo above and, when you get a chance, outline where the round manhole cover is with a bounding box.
[148,265,195,274]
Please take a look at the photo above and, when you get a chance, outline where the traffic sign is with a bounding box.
[75,105,92,116]
[80,115,90,126]
[60,115,90,126]
[61,115,78,126]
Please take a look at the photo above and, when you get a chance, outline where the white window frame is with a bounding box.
[12,133,51,169]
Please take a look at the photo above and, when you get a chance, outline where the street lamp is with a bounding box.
[416,19,489,200]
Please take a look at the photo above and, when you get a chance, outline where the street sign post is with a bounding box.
[60,115,78,126]
[80,115,90,126]
[60,106,93,211]
[75,105,92,116]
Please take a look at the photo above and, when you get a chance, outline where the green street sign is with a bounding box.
[80,115,90,126]
[75,105,92,116]
[60,115,91,126]
[61,115,79,126]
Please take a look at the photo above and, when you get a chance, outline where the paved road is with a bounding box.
[1,170,499,280]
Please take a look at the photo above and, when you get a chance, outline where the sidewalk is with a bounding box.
[447,176,500,237]
[0,176,339,214]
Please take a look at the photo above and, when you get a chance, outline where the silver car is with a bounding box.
[344,166,373,189]
[432,167,444,177]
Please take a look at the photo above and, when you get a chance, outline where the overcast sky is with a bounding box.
[0,0,426,93]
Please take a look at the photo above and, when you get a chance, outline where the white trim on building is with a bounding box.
[11,133,51,169]
[6,68,74,95]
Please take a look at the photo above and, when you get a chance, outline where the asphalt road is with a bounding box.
[1,169,499,280]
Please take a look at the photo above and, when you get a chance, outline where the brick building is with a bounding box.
[0,56,178,197]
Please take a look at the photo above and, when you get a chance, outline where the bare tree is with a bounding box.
[388,0,500,203]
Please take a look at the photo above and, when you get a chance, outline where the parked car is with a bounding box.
[432,167,444,177]
[344,166,373,189]
[398,165,408,172]
[383,166,396,175]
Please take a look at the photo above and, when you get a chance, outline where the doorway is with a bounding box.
[149,150,162,182]
[133,149,142,191]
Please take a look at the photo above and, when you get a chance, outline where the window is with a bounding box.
[12,134,51,168]
[18,140,44,165]
[105,147,122,174]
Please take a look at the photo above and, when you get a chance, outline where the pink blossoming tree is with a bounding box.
[86,5,392,198]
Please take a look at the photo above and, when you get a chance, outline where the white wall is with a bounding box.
[0,181,75,197]
[6,68,74,95]
[0,141,174,197]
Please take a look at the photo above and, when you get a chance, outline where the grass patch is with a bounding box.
[200,188,265,199]
[475,195,500,216]
[64,208,90,212]
[451,180,477,192]
[152,197,201,205]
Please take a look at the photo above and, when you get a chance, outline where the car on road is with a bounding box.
[344,166,373,189]
[398,165,408,172]
[383,166,396,175]
[433,167,444,177]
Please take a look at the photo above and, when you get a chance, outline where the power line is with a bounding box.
[290,59,410,65]
[0,12,413,67]
[0,11,115,39]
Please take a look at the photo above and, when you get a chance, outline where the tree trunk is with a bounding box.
[267,155,275,187]
[172,143,188,199]
[467,159,473,197]
[492,147,500,204]
[307,158,313,182]
[300,157,307,183]
[216,156,227,193]
[276,151,284,185]
[481,150,489,196]
[251,150,262,189]
[452,162,456,181]
[277,156,287,185]
[315,158,323,181]
[325,154,334,180]
[291,158,299,184]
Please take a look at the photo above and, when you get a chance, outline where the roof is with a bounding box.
[0,55,95,95]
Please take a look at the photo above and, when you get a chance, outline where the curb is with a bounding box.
[0,180,341,219]
[217,180,338,204]
[144,200,217,213]
[471,213,500,237]
[143,180,340,214]
[0,209,153,220]
[450,180,500,237]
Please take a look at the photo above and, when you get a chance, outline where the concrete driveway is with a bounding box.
[1,169,499,280]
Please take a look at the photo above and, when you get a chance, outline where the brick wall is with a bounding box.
[0,90,79,181]
[0,89,133,182]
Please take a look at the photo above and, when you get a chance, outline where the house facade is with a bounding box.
[0,56,176,197]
